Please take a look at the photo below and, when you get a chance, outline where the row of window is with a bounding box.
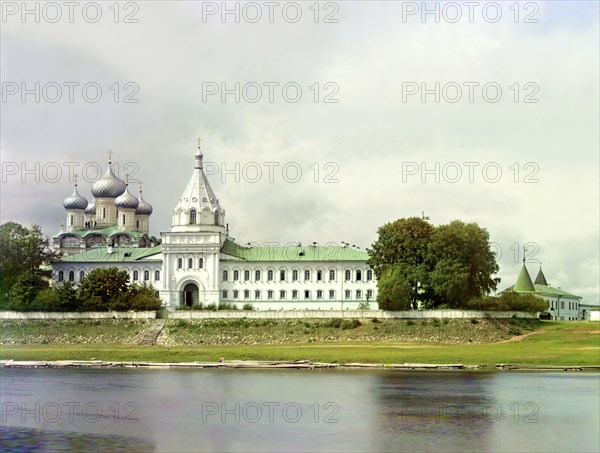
[177,258,204,270]
[57,269,161,282]
[549,300,578,311]
[222,289,374,301]
[189,209,219,225]
[222,269,373,283]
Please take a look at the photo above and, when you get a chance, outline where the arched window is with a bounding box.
[155,270,161,281]
[122,214,126,226]
[304,269,311,281]
[188,258,193,269]
[177,258,183,269]
[133,270,139,281]
[143,270,150,281]
[58,271,64,282]
[223,270,229,281]
[345,270,351,281]
[317,270,323,281]
[79,271,85,281]
[244,270,250,281]
[68,271,74,282]
[292,270,299,281]
[233,270,239,281]
[189,209,197,224]
[136,220,140,229]
[280,270,286,281]
[356,270,362,281]
[367,270,373,281]
[199,258,204,269]
[70,214,74,226]
[102,207,106,220]
[214,211,219,225]
[255,270,261,281]
[329,269,335,281]
[267,270,274,281]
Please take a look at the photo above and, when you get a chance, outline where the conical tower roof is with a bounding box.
[514,261,535,292]
[534,266,548,286]
[173,140,222,216]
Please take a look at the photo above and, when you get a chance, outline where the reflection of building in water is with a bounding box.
[52,141,377,310]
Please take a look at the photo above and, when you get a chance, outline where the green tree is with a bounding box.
[368,217,500,310]
[0,222,56,307]
[79,267,130,311]
[428,221,500,307]
[367,217,434,306]
[376,264,413,311]
[7,272,49,311]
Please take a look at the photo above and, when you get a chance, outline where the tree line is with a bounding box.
[1,222,161,311]
[367,217,546,312]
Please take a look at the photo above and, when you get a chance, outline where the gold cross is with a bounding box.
[125,173,129,185]
[107,149,113,164]
[139,181,144,194]
[74,173,78,186]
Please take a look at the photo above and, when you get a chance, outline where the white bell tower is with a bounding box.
[159,139,226,309]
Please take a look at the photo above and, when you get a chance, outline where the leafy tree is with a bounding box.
[79,267,130,311]
[368,217,500,310]
[7,272,49,311]
[428,221,500,307]
[376,264,413,311]
[110,282,163,311]
[367,217,434,306]
[0,222,56,307]
[465,293,546,313]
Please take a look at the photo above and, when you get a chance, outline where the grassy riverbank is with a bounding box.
[1,320,598,367]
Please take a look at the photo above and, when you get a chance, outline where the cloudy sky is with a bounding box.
[1,1,598,304]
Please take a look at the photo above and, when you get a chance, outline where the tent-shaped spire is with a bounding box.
[534,266,548,286]
[514,260,535,292]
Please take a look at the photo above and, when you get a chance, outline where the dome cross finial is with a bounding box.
[74,173,78,187]
[139,181,143,194]
[107,150,113,165]
[125,173,129,185]
[197,137,202,149]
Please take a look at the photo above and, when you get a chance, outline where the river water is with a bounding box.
[0,368,598,452]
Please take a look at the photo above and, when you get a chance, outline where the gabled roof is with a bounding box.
[59,246,162,263]
[513,262,535,292]
[220,238,368,262]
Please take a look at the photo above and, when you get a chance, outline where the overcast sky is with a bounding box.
[1,1,598,304]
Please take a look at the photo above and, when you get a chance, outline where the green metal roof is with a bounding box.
[54,226,146,239]
[59,246,162,263]
[503,283,581,299]
[221,239,368,262]
[513,262,535,292]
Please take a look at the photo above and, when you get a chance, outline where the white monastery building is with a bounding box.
[52,141,378,310]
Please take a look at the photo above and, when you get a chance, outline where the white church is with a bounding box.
[52,141,378,310]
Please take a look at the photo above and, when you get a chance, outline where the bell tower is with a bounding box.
[159,139,225,309]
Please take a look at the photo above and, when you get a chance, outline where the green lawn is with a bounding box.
[1,321,598,367]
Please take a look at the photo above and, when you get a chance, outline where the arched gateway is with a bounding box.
[182,283,199,307]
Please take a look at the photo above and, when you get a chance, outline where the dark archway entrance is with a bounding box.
[182,283,199,307]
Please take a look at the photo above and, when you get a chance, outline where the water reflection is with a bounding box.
[1,368,598,452]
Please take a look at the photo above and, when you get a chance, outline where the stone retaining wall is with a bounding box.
[0,311,157,320]
[170,310,538,319]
